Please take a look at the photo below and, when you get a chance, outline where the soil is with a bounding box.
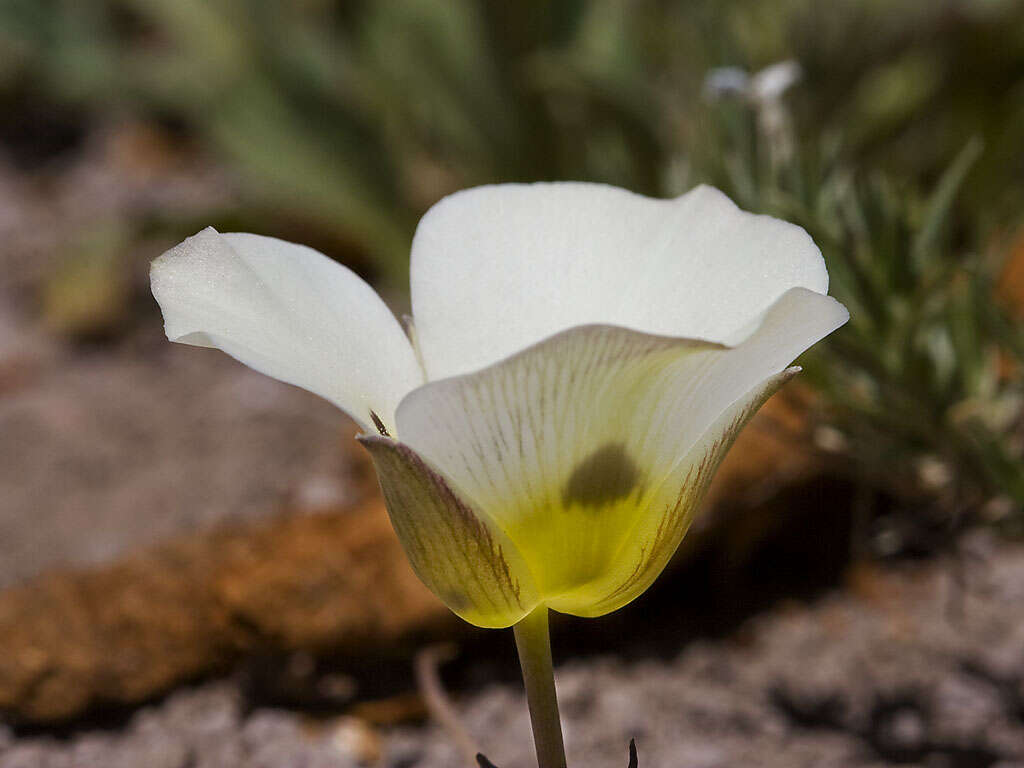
[2,531,1023,767]
[0,123,359,588]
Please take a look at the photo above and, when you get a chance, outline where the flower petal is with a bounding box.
[550,368,797,616]
[410,182,828,379]
[749,60,802,103]
[358,435,541,628]
[395,288,847,612]
[151,228,423,434]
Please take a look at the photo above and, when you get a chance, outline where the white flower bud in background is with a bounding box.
[704,60,803,168]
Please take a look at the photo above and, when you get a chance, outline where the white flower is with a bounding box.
[748,60,802,104]
[704,60,803,165]
[703,60,802,105]
[702,66,750,99]
[151,182,848,628]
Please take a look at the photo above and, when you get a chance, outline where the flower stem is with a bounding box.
[513,607,567,768]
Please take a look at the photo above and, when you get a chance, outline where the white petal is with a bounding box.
[641,288,848,469]
[750,60,802,103]
[394,288,847,612]
[410,182,828,379]
[151,228,423,434]
[703,66,751,99]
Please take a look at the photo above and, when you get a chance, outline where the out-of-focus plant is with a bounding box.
[3,0,1024,541]
[41,224,132,338]
[697,71,1024,545]
[0,0,669,286]
[3,0,1023,285]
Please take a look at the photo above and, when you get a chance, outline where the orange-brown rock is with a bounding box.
[705,384,818,511]
[0,498,453,723]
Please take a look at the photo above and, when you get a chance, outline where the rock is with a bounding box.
[0,681,354,768]
[397,538,1024,768]
[0,744,54,768]
[6,537,1024,766]
[704,384,819,512]
[0,499,452,723]
[245,710,354,768]
[0,305,58,398]
[327,716,382,765]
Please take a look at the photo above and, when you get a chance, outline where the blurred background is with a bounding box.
[2,0,1024,766]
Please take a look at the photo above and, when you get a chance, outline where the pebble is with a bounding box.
[328,717,381,765]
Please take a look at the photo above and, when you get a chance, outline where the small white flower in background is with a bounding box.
[748,60,802,104]
[151,181,847,629]
[704,60,802,105]
[705,60,803,165]
[702,66,751,99]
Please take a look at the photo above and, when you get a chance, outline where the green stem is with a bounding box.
[513,607,567,768]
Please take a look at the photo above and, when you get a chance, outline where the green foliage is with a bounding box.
[0,0,672,285]
[698,95,1024,538]
[6,1,1019,276]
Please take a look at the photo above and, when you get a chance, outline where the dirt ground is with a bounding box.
[0,125,362,588]
[2,530,1023,768]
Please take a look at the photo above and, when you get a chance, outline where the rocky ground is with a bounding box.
[0,124,364,588]
[2,530,1023,768]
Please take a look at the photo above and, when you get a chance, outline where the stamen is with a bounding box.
[369,410,390,437]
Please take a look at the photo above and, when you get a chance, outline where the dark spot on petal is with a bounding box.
[563,443,641,510]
